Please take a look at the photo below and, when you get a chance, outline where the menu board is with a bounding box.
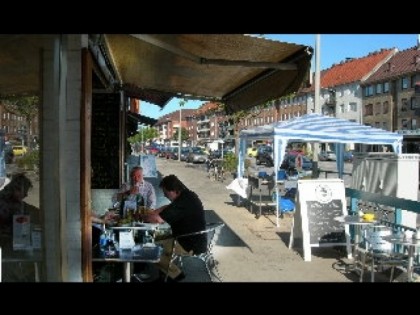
[290,179,349,262]
[91,93,120,189]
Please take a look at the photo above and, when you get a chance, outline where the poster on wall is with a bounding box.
[290,179,348,262]
[139,155,158,178]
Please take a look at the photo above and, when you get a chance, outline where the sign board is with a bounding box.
[139,155,157,178]
[290,179,348,261]
[126,154,158,178]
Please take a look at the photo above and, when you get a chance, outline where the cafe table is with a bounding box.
[333,215,377,277]
[92,223,170,282]
[93,244,162,282]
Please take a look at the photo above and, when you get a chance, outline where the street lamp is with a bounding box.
[141,126,144,154]
[178,108,182,161]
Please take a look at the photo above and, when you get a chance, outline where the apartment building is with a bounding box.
[0,103,39,145]
[361,45,420,132]
[303,48,397,123]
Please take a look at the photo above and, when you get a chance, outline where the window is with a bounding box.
[401,98,408,112]
[382,122,388,130]
[411,75,417,88]
[383,82,389,93]
[364,86,374,97]
[349,102,357,112]
[376,83,382,94]
[402,77,408,90]
[365,104,373,116]
[411,97,418,110]
[412,119,417,130]
[375,122,381,128]
[374,102,381,115]
[402,119,408,129]
[340,104,345,113]
[383,101,389,114]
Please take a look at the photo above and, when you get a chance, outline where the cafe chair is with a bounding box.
[358,225,408,282]
[166,222,225,282]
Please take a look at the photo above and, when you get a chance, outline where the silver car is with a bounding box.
[187,147,207,163]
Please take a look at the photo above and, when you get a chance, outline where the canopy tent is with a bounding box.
[237,113,403,226]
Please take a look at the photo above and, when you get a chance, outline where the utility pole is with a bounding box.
[178,98,186,162]
[178,108,182,161]
[141,124,144,154]
[312,34,321,178]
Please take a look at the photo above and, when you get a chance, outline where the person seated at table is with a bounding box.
[142,174,207,281]
[0,173,40,282]
[113,166,156,210]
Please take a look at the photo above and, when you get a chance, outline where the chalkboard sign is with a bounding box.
[306,200,346,245]
[290,179,349,262]
[91,93,121,189]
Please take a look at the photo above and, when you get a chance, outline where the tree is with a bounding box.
[127,126,158,144]
[172,127,189,142]
[0,94,39,145]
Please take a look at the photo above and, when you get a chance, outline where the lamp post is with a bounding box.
[312,34,321,178]
[141,125,144,154]
[178,108,182,161]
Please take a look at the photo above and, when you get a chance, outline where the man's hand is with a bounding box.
[143,211,164,224]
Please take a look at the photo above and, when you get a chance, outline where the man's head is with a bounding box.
[130,166,144,185]
[159,174,186,201]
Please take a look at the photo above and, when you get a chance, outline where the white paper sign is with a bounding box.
[13,215,31,250]
[119,231,135,249]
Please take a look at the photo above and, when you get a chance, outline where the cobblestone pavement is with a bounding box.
[156,158,366,282]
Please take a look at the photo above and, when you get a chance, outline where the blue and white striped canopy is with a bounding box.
[238,113,403,178]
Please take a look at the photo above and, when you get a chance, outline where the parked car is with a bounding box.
[180,147,191,161]
[255,146,273,166]
[247,147,258,157]
[144,146,159,155]
[318,150,336,161]
[343,150,354,163]
[281,153,313,171]
[186,147,207,163]
[12,145,27,156]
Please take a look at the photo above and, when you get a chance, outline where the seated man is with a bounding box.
[142,174,207,281]
[113,166,157,211]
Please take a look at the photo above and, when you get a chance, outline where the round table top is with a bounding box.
[334,215,377,225]
[383,235,420,247]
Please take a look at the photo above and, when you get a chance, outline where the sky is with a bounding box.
[141,34,418,120]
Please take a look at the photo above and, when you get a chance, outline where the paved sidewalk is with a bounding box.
[155,159,361,282]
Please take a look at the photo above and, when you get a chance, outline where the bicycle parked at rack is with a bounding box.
[206,159,225,182]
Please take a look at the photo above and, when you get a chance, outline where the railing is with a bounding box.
[345,188,420,225]
[346,188,420,267]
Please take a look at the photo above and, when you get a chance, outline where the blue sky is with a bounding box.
[141,34,418,119]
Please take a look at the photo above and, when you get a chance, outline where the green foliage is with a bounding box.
[0,94,39,120]
[16,149,39,170]
[127,127,158,144]
[222,153,251,174]
[172,127,189,141]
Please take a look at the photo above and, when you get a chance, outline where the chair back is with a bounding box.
[364,224,392,253]
[202,222,225,257]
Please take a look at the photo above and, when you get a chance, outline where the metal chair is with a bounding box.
[358,225,408,282]
[166,222,225,282]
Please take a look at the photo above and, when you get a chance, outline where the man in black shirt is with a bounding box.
[144,174,206,280]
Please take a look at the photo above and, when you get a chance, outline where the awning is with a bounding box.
[102,34,313,113]
[127,112,157,126]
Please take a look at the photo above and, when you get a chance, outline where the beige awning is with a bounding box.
[103,34,313,113]
[0,34,313,114]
